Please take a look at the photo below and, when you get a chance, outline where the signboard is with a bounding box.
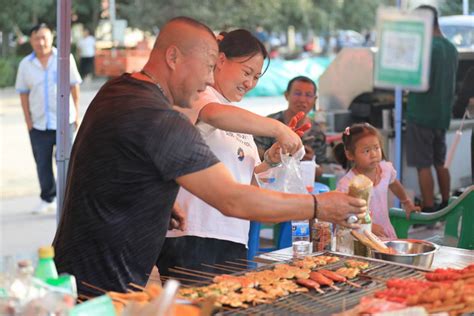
[374,7,433,91]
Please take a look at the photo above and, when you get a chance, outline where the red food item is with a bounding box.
[374,288,419,303]
[309,272,334,286]
[462,264,474,273]
[296,278,321,289]
[386,278,431,289]
[319,269,346,282]
[356,297,407,314]
[425,271,462,281]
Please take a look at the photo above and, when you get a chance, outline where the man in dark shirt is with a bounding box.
[255,76,327,178]
[53,17,366,296]
[406,5,458,212]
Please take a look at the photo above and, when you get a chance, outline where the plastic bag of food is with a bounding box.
[255,147,307,194]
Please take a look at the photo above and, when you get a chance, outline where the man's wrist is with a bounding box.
[311,194,318,219]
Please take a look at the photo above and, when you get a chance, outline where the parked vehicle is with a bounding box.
[439,15,474,50]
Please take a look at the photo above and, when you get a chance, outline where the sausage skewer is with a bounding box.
[309,272,341,291]
[319,269,361,288]
[296,278,325,294]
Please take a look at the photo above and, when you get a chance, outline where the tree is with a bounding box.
[439,0,464,16]
[0,0,55,57]
[73,0,103,33]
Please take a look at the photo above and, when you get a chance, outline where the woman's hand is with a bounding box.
[266,143,282,164]
[274,111,311,155]
[169,202,186,231]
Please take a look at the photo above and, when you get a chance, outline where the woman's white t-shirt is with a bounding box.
[166,86,261,246]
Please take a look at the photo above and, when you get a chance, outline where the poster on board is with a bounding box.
[374,7,433,91]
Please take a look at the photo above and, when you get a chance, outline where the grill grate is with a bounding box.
[214,252,428,315]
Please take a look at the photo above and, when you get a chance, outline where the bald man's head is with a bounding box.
[154,17,216,53]
[144,17,218,108]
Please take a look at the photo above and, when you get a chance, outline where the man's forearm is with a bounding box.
[212,184,313,222]
[19,93,32,128]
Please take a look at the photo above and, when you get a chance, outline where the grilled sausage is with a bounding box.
[319,269,346,282]
[296,278,325,294]
[296,278,321,289]
[309,272,334,286]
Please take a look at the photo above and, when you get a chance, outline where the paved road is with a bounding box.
[0,78,286,257]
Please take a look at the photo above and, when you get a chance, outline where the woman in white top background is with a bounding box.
[157,29,308,275]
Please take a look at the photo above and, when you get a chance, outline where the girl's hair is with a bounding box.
[217,29,270,76]
[333,123,385,169]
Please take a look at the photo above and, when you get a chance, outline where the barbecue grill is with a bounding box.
[166,252,431,316]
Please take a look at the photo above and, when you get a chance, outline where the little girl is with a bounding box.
[334,123,420,239]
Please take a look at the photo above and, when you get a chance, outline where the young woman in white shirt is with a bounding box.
[157,29,308,275]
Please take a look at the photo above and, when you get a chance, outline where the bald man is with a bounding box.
[53,17,365,295]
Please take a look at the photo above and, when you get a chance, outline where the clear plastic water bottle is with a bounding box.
[292,220,310,257]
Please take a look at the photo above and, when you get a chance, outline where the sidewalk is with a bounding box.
[0,195,56,257]
[0,79,105,258]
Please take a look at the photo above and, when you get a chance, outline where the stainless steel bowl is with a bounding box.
[372,239,439,268]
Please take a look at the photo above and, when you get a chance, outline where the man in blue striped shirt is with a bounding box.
[15,23,82,214]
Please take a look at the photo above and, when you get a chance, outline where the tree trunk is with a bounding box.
[2,30,9,57]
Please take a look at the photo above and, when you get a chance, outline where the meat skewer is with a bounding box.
[296,278,325,294]
[319,269,361,288]
[309,271,341,291]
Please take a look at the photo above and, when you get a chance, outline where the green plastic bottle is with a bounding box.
[34,246,58,280]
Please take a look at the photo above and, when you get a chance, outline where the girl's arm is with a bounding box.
[200,103,302,154]
[389,180,421,219]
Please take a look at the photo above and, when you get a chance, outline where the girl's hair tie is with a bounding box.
[344,127,351,136]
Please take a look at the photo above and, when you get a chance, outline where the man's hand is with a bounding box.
[315,191,367,228]
[26,119,33,131]
[168,202,186,231]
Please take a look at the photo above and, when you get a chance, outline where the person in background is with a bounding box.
[406,5,458,212]
[77,27,96,81]
[452,66,474,184]
[52,17,366,296]
[255,76,327,179]
[334,123,420,239]
[15,23,81,214]
[158,29,306,275]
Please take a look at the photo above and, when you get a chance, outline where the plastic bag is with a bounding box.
[255,147,307,194]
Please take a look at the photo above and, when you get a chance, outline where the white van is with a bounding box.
[439,15,474,50]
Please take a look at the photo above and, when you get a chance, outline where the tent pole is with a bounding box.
[393,0,402,208]
[56,0,72,224]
